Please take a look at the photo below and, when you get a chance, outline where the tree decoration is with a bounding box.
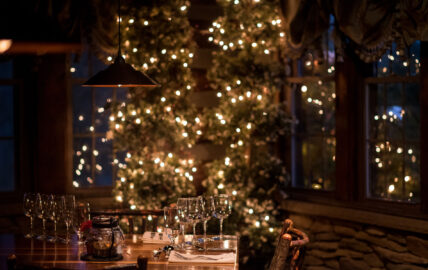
[110,0,198,209]
[202,0,292,262]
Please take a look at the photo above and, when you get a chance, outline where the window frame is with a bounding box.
[285,42,428,219]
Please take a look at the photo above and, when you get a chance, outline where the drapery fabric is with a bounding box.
[280,0,428,62]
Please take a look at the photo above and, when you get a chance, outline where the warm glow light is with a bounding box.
[0,39,12,53]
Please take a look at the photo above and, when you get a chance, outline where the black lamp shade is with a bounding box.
[82,56,158,87]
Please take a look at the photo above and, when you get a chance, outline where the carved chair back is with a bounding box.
[269,219,309,270]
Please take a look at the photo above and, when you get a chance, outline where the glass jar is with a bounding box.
[85,216,124,258]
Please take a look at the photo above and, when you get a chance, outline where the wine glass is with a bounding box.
[75,202,90,244]
[176,198,190,248]
[211,194,232,240]
[23,193,38,238]
[200,196,214,242]
[62,195,75,244]
[36,194,53,240]
[47,195,63,242]
[187,197,203,244]
[163,206,180,246]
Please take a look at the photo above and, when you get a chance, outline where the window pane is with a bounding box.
[0,86,13,137]
[73,138,93,188]
[376,41,420,77]
[72,85,92,134]
[292,81,336,190]
[366,83,420,202]
[0,60,13,79]
[0,140,14,191]
[94,138,113,186]
[95,88,113,133]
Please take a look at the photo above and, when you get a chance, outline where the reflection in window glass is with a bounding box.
[71,52,127,188]
[376,41,420,77]
[292,81,336,190]
[0,62,14,191]
[0,86,14,137]
[366,83,420,202]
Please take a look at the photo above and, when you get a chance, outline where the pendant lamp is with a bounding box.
[82,0,158,88]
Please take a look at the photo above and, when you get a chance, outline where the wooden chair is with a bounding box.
[269,219,309,270]
[91,209,164,234]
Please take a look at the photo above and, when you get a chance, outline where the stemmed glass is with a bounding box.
[187,197,203,244]
[76,202,91,244]
[36,194,53,240]
[200,196,214,242]
[23,193,38,238]
[211,194,232,240]
[62,195,75,244]
[176,198,190,248]
[163,206,180,246]
[47,195,63,242]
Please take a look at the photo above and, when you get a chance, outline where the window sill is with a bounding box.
[281,199,428,234]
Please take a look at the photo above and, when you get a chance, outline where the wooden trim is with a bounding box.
[365,75,419,84]
[285,76,334,84]
[420,41,428,213]
[334,52,366,201]
[4,41,82,55]
[282,199,428,234]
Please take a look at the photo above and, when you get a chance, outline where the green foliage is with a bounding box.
[111,0,198,209]
[203,0,292,263]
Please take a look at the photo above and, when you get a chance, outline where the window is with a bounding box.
[365,42,421,203]
[286,37,427,216]
[290,20,336,191]
[71,52,127,188]
[0,60,14,192]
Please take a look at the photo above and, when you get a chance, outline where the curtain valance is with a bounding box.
[280,0,428,62]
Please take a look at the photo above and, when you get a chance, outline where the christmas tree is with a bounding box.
[202,0,292,261]
[110,0,199,209]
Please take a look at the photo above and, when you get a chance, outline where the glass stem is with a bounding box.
[180,224,185,247]
[66,223,69,242]
[220,218,223,240]
[193,223,196,238]
[54,221,57,240]
[203,220,207,240]
[30,216,33,236]
[42,218,46,237]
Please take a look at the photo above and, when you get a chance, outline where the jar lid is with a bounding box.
[92,216,119,228]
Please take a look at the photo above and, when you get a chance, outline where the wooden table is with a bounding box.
[0,234,238,269]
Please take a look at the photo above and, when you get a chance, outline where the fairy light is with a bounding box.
[225,157,230,166]
[301,85,307,92]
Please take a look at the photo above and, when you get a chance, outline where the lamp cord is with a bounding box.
[117,0,122,58]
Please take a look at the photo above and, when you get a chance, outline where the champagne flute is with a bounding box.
[163,206,180,246]
[187,197,203,244]
[62,195,75,244]
[200,196,214,242]
[23,193,38,238]
[36,194,52,240]
[47,195,63,242]
[176,198,189,248]
[211,194,232,240]
[76,202,90,244]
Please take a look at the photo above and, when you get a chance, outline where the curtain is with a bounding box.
[280,0,428,62]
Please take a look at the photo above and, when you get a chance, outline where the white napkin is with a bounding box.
[168,251,236,263]
[141,231,170,244]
